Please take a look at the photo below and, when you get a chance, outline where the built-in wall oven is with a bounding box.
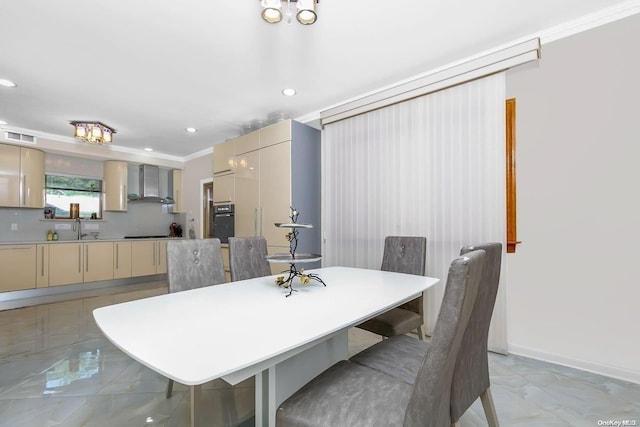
[211,204,234,244]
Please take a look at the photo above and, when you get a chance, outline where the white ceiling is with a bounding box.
[0,0,636,161]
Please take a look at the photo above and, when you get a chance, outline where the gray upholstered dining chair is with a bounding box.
[350,242,503,427]
[165,238,226,398]
[228,236,272,281]
[276,250,486,427]
[357,236,427,340]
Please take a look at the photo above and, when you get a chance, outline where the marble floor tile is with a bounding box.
[1,286,639,426]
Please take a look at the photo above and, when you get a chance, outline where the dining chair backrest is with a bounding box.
[166,238,226,293]
[228,236,271,281]
[404,249,485,426]
[381,236,427,275]
[450,242,502,421]
[381,236,426,314]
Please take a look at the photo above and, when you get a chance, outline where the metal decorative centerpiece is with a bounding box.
[266,208,325,297]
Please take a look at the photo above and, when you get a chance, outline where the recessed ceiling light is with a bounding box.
[144,147,153,152]
[282,88,296,96]
[185,127,197,133]
[0,79,17,87]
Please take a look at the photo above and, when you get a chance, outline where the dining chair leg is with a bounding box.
[166,379,174,399]
[416,325,425,341]
[480,387,500,427]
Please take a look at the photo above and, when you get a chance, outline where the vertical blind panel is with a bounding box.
[322,73,507,350]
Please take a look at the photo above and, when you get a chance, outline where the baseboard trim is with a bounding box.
[509,344,640,385]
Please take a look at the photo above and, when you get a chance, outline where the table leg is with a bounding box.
[255,368,276,427]
[190,385,202,427]
[254,331,348,427]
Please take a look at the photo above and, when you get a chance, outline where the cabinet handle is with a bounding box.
[78,246,82,273]
[123,184,127,209]
[85,245,89,272]
[116,244,119,269]
[153,242,156,266]
[41,246,45,276]
[22,176,27,205]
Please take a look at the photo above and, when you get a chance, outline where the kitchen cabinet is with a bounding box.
[131,239,167,277]
[171,169,184,213]
[234,150,259,236]
[83,241,114,283]
[213,140,235,175]
[234,131,259,155]
[157,239,167,274]
[0,144,45,208]
[103,160,128,211]
[231,120,321,261]
[259,120,291,149]
[234,141,291,248]
[49,243,84,287]
[221,245,230,282]
[213,173,234,205]
[0,244,36,291]
[113,241,132,279]
[260,141,292,247]
[36,244,49,287]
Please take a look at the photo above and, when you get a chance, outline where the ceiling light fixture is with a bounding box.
[185,127,198,133]
[260,0,318,25]
[0,79,17,87]
[70,121,116,144]
[282,88,296,96]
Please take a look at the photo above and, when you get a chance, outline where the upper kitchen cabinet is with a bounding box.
[0,144,45,208]
[103,160,128,211]
[259,120,291,149]
[170,169,184,213]
[234,131,259,156]
[213,140,235,175]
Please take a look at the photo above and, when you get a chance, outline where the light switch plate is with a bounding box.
[11,223,17,231]
[55,223,72,230]
[84,223,100,231]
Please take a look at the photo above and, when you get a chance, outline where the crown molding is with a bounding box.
[538,0,640,44]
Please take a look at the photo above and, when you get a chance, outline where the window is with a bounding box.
[45,175,103,219]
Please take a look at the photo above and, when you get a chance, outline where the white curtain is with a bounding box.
[322,73,507,352]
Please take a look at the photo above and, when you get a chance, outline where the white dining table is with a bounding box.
[93,266,439,427]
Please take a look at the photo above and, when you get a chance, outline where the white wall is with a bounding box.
[506,14,640,383]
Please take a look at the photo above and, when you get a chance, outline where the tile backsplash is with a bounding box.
[0,204,185,242]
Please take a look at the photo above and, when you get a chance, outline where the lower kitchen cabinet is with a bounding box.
[0,244,36,292]
[113,241,132,279]
[0,239,170,293]
[49,243,84,287]
[157,240,167,274]
[131,240,167,277]
[83,241,114,283]
[221,245,230,282]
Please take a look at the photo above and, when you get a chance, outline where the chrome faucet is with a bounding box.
[74,218,82,240]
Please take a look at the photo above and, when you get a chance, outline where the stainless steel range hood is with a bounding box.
[135,164,173,204]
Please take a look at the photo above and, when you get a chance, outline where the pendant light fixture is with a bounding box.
[260,0,318,25]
